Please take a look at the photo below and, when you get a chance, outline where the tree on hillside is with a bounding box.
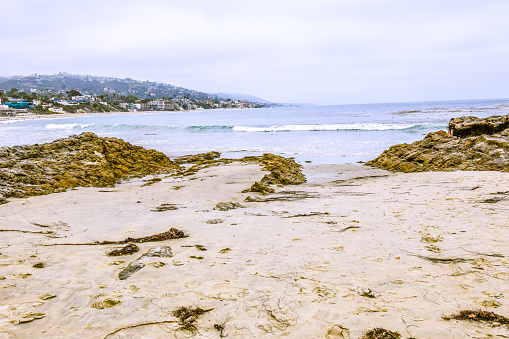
[67,89,81,97]
[125,94,138,103]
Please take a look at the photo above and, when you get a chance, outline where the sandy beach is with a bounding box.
[0,111,175,124]
[1,161,508,338]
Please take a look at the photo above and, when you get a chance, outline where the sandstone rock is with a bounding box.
[244,153,306,194]
[214,202,244,211]
[173,151,221,164]
[118,261,145,280]
[206,219,224,224]
[367,130,509,172]
[141,246,173,258]
[449,115,509,138]
[0,132,182,202]
[118,246,173,280]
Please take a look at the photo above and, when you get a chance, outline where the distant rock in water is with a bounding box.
[367,114,509,173]
[0,132,181,202]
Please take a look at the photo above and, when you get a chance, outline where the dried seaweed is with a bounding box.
[104,320,177,338]
[480,197,506,203]
[30,222,51,228]
[361,328,401,339]
[173,306,213,333]
[0,229,54,235]
[283,212,329,218]
[150,203,178,212]
[265,190,317,201]
[214,323,227,338]
[44,228,187,246]
[334,226,361,233]
[459,247,505,258]
[413,254,472,264]
[443,310,509,326]
[107,243,140,256]
[141,177,162,187]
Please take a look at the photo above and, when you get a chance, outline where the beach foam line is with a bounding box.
[232,123,442,132]
[45,123,95,129]
[0,119,26,125]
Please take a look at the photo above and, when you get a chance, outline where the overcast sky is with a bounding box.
[1,0,508,104]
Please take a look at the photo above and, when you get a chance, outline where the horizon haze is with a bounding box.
[1,0,508,105]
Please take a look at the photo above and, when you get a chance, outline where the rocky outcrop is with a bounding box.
[449,115,509,138]
[0,132,182,202]
[366,130,509,172]
[214,201,244,211]
[118,246,173,280]
[173,151,221,164]
[0,133,307,203]
[244,153,306,194]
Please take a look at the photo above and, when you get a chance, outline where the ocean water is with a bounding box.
[1,98,509,164]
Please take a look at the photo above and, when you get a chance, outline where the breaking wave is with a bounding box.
[45,123,95,129]
[232,123,442,132]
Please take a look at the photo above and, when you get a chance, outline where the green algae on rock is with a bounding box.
[245,153,306,194]
[0,132,182,202]
[172,152,306,193]
[107,243,140,257]
[173,151,221,164]
[0,134,306,203]
[214,202,244,211]
[366,130,509,173]
[91,298,122,309]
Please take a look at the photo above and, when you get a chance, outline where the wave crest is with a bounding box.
[45,123,95,129]
[232,123,440,132]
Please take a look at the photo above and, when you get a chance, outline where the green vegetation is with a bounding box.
[1,74,271,115]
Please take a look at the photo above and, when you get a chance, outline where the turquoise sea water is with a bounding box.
[1,98,509,164]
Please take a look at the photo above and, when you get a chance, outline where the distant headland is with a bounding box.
[0,73,275,116]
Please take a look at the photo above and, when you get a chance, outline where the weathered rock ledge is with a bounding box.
[449,115,509,138]
[367,114,509,173]
[0,132,182,203]
[0,132,306,203]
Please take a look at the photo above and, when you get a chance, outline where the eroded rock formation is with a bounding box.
[0,132,307,203]
[449,115,509,138]
[0,132,182,202]
[367,114,509,173]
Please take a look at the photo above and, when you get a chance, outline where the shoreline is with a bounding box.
[0,106,267,123]
[1,161,508,337]
[0,110,184,123]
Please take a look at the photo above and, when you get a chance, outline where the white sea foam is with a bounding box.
[45,123,95,129]
[0,119,25,125]
[232,123,424,132]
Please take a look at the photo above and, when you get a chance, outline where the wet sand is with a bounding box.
[1,163,509,338]
[0,111,171,124]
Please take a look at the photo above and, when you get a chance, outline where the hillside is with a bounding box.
[0,73,220,101]
[214,92,271,103]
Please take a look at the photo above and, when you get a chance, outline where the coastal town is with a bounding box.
[0,89,266,117]
[0,74,270,116]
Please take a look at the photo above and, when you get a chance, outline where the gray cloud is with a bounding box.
[2,0,508,104]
